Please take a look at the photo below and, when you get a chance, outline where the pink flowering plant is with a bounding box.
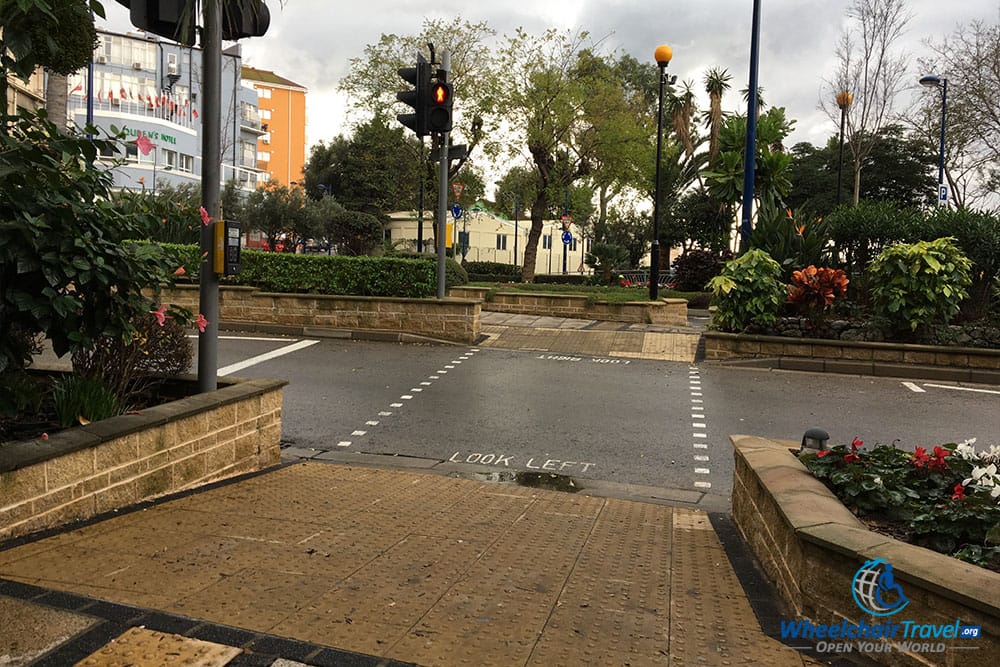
[802,438,1000,569]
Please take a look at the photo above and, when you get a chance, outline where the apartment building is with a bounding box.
[63,29,267,193]
[240,66,307,186]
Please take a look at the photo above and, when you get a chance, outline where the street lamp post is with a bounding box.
[650,44,673,301]
[919,74,948,205]
[835,91,852,207]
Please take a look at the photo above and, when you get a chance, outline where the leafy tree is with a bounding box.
[822,0,913,204]
[703,67,733,166]
[242,181,308,251]
[302,116,420,216]
[325,210,383,256]
[596,207,650,270]
[585,243,629,286]
[0,111,188,372]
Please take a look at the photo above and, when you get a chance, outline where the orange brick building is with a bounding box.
[241,66,307,186]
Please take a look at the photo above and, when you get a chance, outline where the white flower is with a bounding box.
[954,439,978,460]
[872,476,884,488]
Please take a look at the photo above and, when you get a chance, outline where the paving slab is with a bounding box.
[0,594,96,666]
[0,463,819,666]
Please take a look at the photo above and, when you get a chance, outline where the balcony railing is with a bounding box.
[69,94,196,130]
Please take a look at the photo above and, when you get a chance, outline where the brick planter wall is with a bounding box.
[731,434,1000,666]
[0,377,286,542]
[448,287,688,327]
[160,286,480,344]
[705,332,1000,384]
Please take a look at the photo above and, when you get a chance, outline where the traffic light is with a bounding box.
[115,0,196,46]
[426,79,453,134]
[222,0,270,40]
[396,55,430,137]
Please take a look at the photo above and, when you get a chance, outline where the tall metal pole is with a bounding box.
[562,188,569,275]
[197,0,222,393]
[739,0,762,250]
[936,79,947,204]
[836,106,846,207]
[650,60,667,300]
[417,137,425,252]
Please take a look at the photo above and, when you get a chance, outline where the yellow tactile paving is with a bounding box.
[74,627,240,667]
[0,464,816,667]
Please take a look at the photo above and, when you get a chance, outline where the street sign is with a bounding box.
[561,230,573,245]
[452,182,465,200]
[939,185,948,202]
[451,204,463,219]
[560,214,572,231]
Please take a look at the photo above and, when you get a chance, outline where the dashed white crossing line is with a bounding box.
[902,381,926,393]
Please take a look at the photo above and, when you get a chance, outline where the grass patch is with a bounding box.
[468,281,709,305]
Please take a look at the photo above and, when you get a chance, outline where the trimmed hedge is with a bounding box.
[534,274,590,285]
[469,273,522,283]
[154,244,438,298]
[464,261,520,277]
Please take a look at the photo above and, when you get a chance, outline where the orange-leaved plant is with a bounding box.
[787,266,849,310]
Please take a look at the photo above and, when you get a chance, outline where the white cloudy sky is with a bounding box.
[96,0,996,154]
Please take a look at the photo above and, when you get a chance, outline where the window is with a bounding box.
[260,109,271,120]
[179,154,194,173]
[162,149,177,170]
[496,234,508,250]
[570,238,578,252]
[256,87,271,99]
[257,150,271,162]
[543,235,552,250]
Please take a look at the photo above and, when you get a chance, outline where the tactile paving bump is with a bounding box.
[74,627,241,667]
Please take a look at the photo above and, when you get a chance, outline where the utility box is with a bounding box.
[213,219,241,276]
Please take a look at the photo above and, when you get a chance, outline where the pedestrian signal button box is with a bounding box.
[214,219,242,276]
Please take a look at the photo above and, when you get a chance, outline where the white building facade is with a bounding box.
[66,30,267,194]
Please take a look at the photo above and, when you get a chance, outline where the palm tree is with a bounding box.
[703,68,732,166]
[740,85,765,119]
[666,80,696,158]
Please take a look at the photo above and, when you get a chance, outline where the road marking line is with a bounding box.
[694,443,709,449]
[694,455,710,462]
[429,376,440,380]
[923,383,1000,395]
[445,365,455,369]
[470,348,480,352]
[218,335,298,342]
[693,433,707,439]
[401,395,414,400]
[390,403,403,408]
[691,399,703,403]
[379,411,393,416]
[217,339,320,376]
[902,381,926,393]
[351,430,366,436]
[694,468,710,474]
[691,414,705,419]
[437,370,448,374]
[691,392,703,397]
[410,388,423,392]
[692,422,706,428]
[337,441,351,447]
[694,481,712,489]
[366,421,379,426]
[420,382,432,386]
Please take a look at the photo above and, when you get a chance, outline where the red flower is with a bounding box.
[851,437,864,451]
[910,446,931,468]
[134,134,154,156]
[816,450,832,458]
[951,483,966,500]
[151,304,167,326]
[196,313,209,333]
[844,453,861,464]
[199,206,213,226]
[173,266,186,276]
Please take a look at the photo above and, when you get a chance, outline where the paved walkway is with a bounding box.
[2,311,842,666]
[0,463,827,667]
[478,311,707,362]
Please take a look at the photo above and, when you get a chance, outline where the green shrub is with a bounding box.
[671,250,729,292]
[920,208,1000,319]
[464,261,519,277]
[869,237,973,335]
[71,312,193,405]
[445,257,469,288]
[238,251,437,297]
[708,249,786,332]
[534,274,590,285]
[825,200,922,275]
[469,273,521,283]
[584,242,630,286]
[51,375,122,428]
[750,208,832,279]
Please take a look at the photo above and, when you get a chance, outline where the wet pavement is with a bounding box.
[0,463,827,666]
[2,310,839,666]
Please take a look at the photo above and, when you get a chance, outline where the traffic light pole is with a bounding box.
[197,0,222,393]
[435,52,450,299]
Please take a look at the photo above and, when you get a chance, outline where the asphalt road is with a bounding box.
[202,334,1000,504]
